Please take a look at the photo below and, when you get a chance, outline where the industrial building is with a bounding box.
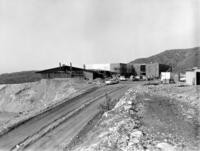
[86,63,134,77]
[36,64,115,81]
[86,62,171,79]
[185,67,200,85]
[37,62,171,81]
[131,63,171,79]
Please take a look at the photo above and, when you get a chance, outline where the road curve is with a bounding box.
[0,83,130,151]
[26,85,129,151]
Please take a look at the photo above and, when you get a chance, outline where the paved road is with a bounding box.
[0,83,131,151]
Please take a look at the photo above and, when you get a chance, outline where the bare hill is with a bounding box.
[130,47,200,72]
[0,71,42,84]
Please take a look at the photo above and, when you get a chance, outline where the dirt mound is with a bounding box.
[0,78,89,114]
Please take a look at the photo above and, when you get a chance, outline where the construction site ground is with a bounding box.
[0,80,199,151]
[71,82,200,151]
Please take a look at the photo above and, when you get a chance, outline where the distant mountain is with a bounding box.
[129,47,200,72]
[0,71,42,84]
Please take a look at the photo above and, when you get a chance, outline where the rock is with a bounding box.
[156,142,175,151]
[131,130,143,138]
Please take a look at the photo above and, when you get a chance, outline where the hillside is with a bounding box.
[130,47,200,72]
[0,71,42,84]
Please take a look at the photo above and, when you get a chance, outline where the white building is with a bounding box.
[85,64,111,71]
[185,67,200,85]
[85,63,133,76]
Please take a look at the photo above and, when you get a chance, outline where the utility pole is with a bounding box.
[70,62,72,77]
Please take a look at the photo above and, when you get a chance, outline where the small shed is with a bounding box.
[185,67,200,85]
[161,72,173,84]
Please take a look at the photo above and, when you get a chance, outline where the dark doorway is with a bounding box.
[196,72,200,85]
[140,65,146,76]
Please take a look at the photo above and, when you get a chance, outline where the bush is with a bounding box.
[99,93,119,112]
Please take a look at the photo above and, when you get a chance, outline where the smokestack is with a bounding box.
[83,64,86,70]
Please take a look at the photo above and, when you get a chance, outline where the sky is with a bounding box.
[0,0,199,73]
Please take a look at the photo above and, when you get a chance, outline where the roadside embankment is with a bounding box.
[71,88,146,151]
[0,78,97,136]
[70,83,200,151]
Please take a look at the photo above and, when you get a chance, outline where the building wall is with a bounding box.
[127,64,136,76]
[110,63,125,75]
[132,64,144,76]
[40,72,69,79]
[40,71,86,79]
[83,71,94,81]
[186,71,195,85]
[146,63,159,78]
[86,63,131,76]
[131,63,171,79]
[132,63,159,78]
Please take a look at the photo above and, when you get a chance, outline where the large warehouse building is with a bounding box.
[36,64,115,80]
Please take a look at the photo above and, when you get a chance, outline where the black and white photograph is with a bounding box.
[0,0,199,150]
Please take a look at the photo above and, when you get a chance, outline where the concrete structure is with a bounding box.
[185,67,200,85]
[86,63,133,77]
[131,63,171,79]
[86,62,170,79]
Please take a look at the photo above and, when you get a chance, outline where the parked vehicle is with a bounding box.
[134,76,140,81]
[119,76,126,81]
[179,77,186,82]
[105,79,119,85]
[141,75,148,81]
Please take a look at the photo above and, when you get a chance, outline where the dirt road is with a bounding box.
[0,83,130,151]
[138,93,200,150]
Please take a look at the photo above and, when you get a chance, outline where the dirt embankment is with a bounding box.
[0,78,94,125]
[70,84,200,151]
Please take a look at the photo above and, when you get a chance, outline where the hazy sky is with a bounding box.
[0,0,199,73]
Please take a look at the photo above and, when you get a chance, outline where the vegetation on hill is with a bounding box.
[0,71,42,84]
[130,47,200,72]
